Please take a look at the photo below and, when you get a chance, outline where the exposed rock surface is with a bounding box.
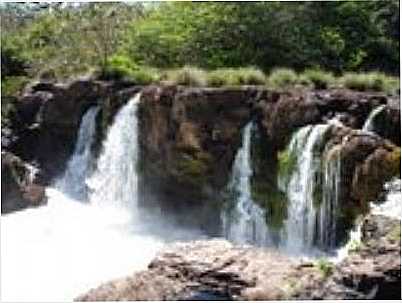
[1,151,46,213]
[76,214,400,301]
[3,79,141,185]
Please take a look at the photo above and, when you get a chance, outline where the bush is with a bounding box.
[165,66,207,86]
[268,68,298,88]
[130,68,161,85]
[302,69,335,89]
[341,72,396,92]
[207,67,266,87]
[102,55,138,80]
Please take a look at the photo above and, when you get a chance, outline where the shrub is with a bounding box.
[130,67,161,85]
[165,66,207,86]
[233,67,267,85]
[302,69,335,89]
[297,74,313,87]
[316,258,334,277]
[102,55,138,80]
[341,72,397,92]
[207,67,266,87]
[268,68,298,88]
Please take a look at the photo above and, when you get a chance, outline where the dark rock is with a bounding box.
[1,151,46,213]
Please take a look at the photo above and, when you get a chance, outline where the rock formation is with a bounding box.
[76,214,400,301]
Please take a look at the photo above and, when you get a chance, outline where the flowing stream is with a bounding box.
[1,94,202,302]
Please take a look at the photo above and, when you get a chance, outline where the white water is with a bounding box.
[362,104,386,133]
[55,106,99,200]
[1,94,202,302]
[222,122,271,246]
[280,124,331,254]
[318,145,341,249]
[334,178,401,262]
[371,178,402,220]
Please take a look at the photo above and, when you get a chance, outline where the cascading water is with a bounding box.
[279,124,332,254]
[318,145,341,249]
[1,93,203,302]
[87,94,140,209]
[222,122,272,246]
[55,106,99,200]
[362,104,386,133]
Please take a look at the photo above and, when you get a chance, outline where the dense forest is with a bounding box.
[1,1,400,123]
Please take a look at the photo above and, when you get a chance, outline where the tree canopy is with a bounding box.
[1,1,399,81]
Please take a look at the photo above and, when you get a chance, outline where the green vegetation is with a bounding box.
[268,68,298,89]
[251,180,288,231]
[302,69,335,89]
[387,224,401,242]
[207,67,266,87]
[1,2,400,126]
[316,258,334,278]
[340,72,398,92]
[278,148,298,181]
[163,66,207,86]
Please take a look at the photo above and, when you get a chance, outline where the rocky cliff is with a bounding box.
[2,81,400,224]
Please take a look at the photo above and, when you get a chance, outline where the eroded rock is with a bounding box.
[76,214,400,301]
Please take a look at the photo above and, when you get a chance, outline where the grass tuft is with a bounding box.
[268,68,298,88]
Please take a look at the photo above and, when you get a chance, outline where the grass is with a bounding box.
[302,69,335,89]
[268,68,298,88]
[207,67,267,86]
[164,66,207,86]
[340,72,398,93]
[315,258,334,278]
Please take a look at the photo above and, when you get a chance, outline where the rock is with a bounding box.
[1,151,46,213]
[4,79,141,185]
[76,215,400,301]
[294,215,401,300]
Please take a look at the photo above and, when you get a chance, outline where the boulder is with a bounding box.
[1,151,46,213]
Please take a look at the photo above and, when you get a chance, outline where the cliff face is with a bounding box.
[2,81,400,224]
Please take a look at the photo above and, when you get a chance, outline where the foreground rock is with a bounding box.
[77,215,400,301]
[1,151,46,213]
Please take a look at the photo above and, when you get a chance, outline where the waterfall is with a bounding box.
[222,122,271,246]
[280,124,332,253]
[55,106,99,200]
[362,104,386,133]
[0,93,166,302]
[334,177,401,262]
[319,145,341,248]
[86,94,140,209]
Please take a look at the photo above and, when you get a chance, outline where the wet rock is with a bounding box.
[1,151,46,213]
[76,214,400,301]
[294,215,401,300]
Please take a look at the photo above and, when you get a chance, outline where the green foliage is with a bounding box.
[164,66,207,86]
[278,148,298,179]
[341,72,397,92]
[268,68,298,88]
[251,180,288,231]
[207,67,266,87]
[348,239,362,253]
[387,225,401,242]
[316,258,334,278]
[302,69,335,89]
